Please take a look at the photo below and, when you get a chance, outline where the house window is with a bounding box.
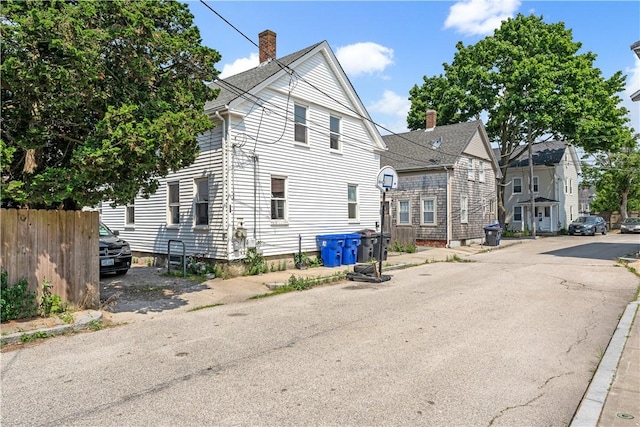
[168,182,180,225]
[195,178,209,226]
[478,160,485,182]
[467,158,474,181]
[532,176,539,193]
[514,206,522,222]
[294,104,307,144]
[271,177,286,220]
[421,198,436,225]
[490,199,496,214]
[460,195,468,223]
[330,116,340,150]
[348,184,358,220]
[481,198,487,213]
[398,199,410,225]
[570,205,574,221]
[565,179,568,193]
[569,178,573,194]
[513,177,522,194]
[125,201,135,226]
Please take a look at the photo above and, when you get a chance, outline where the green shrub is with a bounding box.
[1,269,38,322]
[40,279,67,317]
[244,248,267,276]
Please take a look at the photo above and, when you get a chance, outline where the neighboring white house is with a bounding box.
[381,111,501,248]
[101,30,387,261]
[496,140,581,234]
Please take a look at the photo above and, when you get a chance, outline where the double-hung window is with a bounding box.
[271,177,286,221]
[514,206,522,222]
[467,158,474,180]
[195,178,209,226]
[330,116,340,150]
[513,177,522,194]
[168,182,180,225]
[398,199,410,225]
[421,197,436,225]
[294,105,307,144]
[348,184,358,220]
[531,176,539,193]
[460,195,468,223]
[478,160,485,182]
[126,201,135,226]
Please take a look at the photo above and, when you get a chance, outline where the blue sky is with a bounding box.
[186,1,640,136]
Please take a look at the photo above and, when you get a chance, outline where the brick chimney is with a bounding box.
[259,30,276,64]
[426,109,437,129]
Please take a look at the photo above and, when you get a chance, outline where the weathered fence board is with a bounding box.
[0,209,99,308]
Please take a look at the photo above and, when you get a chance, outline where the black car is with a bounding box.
[99,222,132,275]
[568,215,607,236]
[620,217,640,234]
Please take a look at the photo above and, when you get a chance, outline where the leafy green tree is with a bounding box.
[1,0,220,209]
[407,14,631,224]
[581,134,640,219]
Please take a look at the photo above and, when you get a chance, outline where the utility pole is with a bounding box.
[528,121,536,238]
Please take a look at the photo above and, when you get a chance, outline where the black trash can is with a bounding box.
[484,224,502,246]
[356,229,378,263]
[373,232,391,261]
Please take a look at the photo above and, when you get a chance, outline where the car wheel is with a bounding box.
[602,227,606,235]
[569,232,574,236]
[115,269,129,276]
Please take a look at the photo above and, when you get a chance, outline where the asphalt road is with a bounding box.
[1,235,638,427]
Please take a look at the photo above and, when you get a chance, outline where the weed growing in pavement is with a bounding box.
[249,272,348,299]
[40,279,67,317]
[87,320,106,331]
[187,303,223,312]
[444,254,473,263]
[20,331,49,342]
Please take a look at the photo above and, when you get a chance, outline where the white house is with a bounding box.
[101,30,387,262]
[496,140,581,234]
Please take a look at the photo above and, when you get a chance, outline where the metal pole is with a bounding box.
[528,123,536,238]
[378,190,386,278]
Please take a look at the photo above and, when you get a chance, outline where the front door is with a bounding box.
[536,206,552,231]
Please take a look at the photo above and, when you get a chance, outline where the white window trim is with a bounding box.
[125,200,135,227]
[420,197,437,226]
[532,176,539,194]
[467,158,475,181]
[460,195,468,223]
[330,115,341,152]
[347,183,358,222]
[167,181,180,227]
[397,199,411,225]
[478,160,485,182]
[513,177,522,194]
[271,176,288,225]
[513,206,522,222]
[294,104,308,145]
[194,177,210,228]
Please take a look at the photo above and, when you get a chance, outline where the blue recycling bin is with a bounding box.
[342,233,361,265]
[316,234,346,267]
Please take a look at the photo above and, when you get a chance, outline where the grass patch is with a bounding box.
[249,272,347,299]
[444,254,474,263]
[187,303,223,312]
[20,331,49,342]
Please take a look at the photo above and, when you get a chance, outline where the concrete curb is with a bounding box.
[570,301,639,427]
[1,311,102,346]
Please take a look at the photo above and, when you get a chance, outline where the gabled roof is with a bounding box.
[494,140,567,167]
[380,120,486,172]
[204,42,322,111]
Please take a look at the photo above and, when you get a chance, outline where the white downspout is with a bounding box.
[215,110,230,259]
[445,166,451,248]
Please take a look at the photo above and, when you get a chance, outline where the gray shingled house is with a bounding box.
[495,140,581,234]
[381,111,501,248]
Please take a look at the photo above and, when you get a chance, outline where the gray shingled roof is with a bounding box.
[380,121,484,171]
[204,42,323,112]
[493,140,566,167]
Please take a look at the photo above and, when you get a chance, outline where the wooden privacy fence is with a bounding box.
[1,209,100,308]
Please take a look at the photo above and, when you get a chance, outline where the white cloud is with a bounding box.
[219,52,259,78]
[336,42,394,77]
[368,90,411,134]
[444,0,520,36]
